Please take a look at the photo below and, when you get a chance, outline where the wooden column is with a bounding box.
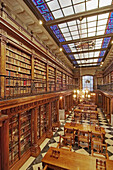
[31,108,40,157]
[0,114,9,170]
[46,102,53,138]
[0,34,7,98]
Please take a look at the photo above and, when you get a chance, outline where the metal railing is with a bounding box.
[97,83,113,92]
[0,75,77,100]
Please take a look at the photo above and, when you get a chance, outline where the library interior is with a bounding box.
[1,0,113,170]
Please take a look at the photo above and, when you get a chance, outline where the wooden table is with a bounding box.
[78,104,97,108]
[42,147,113,170]
[74,109,98,118]
[64,122,105,142]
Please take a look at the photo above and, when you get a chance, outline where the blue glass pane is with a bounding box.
[73,61,77,64]
[50,25,65,42]
[42,13,53,21]
[62,45,71,53]
[32,0,54,21]
[100,50,106,56]
[99,13,113,60]
[32,0,44,5]
[69,55,74,59]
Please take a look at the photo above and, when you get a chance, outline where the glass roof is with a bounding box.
[32,0,113,67]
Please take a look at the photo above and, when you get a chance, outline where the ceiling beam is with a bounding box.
[67,48,107,54]
[61,33,113,45]
[77,65,100,68]
[72,56,103,61]
[46,5,113,26]
[74,62,101,65]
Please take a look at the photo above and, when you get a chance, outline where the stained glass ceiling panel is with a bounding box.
[32,0,112,67]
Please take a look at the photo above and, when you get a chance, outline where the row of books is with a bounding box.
[6,64,30,74]
[6,46,31,60]
[6,56,31,68]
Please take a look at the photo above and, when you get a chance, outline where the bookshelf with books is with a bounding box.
[63,73,66,90]
[9,110,31,167]
[6,44,31,97]
[6,44,31,78]
[48,66,55,92]
[20,110,31,156]
[38,104,49,139]
[56,70,62,91]
[51,100,57,124]
[9,114,19,166]
[34,59,47,93]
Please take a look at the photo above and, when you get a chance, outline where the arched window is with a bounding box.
[82,75,93,91]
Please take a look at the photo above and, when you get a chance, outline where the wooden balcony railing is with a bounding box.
[97,83,113,92]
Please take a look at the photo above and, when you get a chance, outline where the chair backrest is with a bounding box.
[91,131,104,143]
[92,142,108,159]
[78,130,89,139]
[58,135,72,150]
[64,127,74,133]
[90,113,97,119]
[90,107,96,111]
[96,159,106,170]
[90,119,99,126]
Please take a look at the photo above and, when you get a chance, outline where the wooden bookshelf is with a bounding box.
[38,104,49,139]
[20,111,31,156]
[63,73,66,89]
[51,101,57,124]
[9,110,31,166]
[34,59,47,92]
[5,44,31,97]
[56,70,62,91]
[9,114,19,166]
[48,66,55,91]
[6,44,31,78]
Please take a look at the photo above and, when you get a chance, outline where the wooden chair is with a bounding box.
[64,127,76,145]
[38,165,49,170]
[90,107,96,111]
[57,135,72,151]
[90,119,99,126]
[78,130,90,149]
[96,159,106,170]
[90,112,97,119]
[92,142,109,159]
[74,111,82,122]
[91,131,104,146]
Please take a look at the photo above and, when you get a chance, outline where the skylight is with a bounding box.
[32,0,112,67]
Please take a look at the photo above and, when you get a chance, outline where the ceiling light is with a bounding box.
[39,20,43,25]
[60,96,62,100]
[59,48,62,52]
[111,40,113,44]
